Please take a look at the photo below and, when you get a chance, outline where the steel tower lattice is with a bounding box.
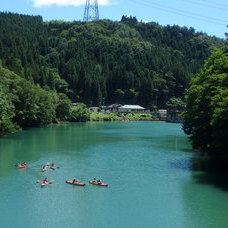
[83,0,99,22]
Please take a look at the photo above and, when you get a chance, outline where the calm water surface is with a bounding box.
[0,122,228,228]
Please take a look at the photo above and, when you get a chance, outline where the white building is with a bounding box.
[118,105,145,113]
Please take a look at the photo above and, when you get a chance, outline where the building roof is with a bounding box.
[119,105,145,110]
[107,104,122,108]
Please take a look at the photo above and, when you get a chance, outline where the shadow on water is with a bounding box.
[171,153,228,192]
[191,155,228,192]
[169,147,198,172]
[181,148,196,153]
[193,172,228,192]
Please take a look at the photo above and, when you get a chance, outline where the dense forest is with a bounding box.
[0,12,226,134]
[0,12,225,108]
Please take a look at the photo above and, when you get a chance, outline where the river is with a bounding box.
[0,122,228,228]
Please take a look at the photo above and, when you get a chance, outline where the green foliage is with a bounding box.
[0,64,71,134]
[69,103,90,122]
[0,12,225,109]
[90,112,122,121]
[114,89,125,101]
[0,66,53,128]
[55,93,71,121]
[0,86,18,134]
[166,97,186,110]
[183,49,228,165]
[90,112,152,121]
[124,113,152,121]
[2,12,225,136]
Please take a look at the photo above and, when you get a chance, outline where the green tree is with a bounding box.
[55,93,71,121]
[114,89,125,102]
[0,64,65,132]
[0,86,17,134]
[166,97,186,110]
[69,103,90,122]
[183,49,228,167]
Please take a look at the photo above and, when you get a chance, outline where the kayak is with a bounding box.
[18,164,28,168]
[42,167,48,172]
[50,166,57,170]
[89,181,108,186]
[65,180,86,186]
[41,181,49,187]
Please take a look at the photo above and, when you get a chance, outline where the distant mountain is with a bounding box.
[0,12,225,107]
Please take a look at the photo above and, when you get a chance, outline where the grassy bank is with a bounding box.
[90,112,156,122]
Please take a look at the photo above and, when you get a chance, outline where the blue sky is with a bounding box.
[1,0,227,38]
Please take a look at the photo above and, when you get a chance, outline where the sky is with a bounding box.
[1,0,228,38]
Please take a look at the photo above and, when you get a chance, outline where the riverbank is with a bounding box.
[89,112,157,122]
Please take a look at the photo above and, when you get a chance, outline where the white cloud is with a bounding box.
[32,0,112,8]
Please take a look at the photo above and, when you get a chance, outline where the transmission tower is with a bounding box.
[83,0,99,22]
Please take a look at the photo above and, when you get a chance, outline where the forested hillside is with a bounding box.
[0,12,225,109]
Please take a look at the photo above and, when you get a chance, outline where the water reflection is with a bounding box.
[170,158,193,171]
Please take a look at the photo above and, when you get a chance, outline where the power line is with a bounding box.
[197,0,228,8]
[141,0,227,23]
[180,0,228,12]
[131,0,227,26]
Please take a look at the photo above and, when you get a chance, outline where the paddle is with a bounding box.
[36,179,55,183]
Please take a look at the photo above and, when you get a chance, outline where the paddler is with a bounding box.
[43,177,48,183]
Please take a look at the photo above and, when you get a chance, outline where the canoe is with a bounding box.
[18,164,28,168]
[89,181,108,186]
[65,180,86,186]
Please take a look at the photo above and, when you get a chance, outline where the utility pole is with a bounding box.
[83,0,99,22]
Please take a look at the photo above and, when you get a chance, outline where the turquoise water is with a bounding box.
[0,122,228,228]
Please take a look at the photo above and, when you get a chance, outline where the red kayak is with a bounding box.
[41,181,49,187]
[18,164,28,168]
[42,167,48,172]
[89,181,108,186]
[65,180,86,186]
[50,166,57,170]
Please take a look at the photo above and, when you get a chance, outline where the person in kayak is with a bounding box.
[93,177,97,182]
[51,163,55,167]
[43,177,48,183]
[97,179,102,183]
[72,178,77,183]
[21,162,27,166]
